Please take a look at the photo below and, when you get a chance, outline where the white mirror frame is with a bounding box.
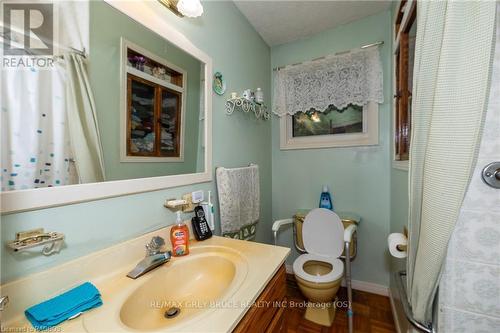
[0,0,213,214]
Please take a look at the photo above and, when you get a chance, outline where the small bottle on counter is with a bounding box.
[170,211,189,257]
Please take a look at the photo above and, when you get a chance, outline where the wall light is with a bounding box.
[177,0,204,18]
[158,0,203,18]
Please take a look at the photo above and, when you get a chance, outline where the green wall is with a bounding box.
[89,0,201,180]
[271,10,393,286]
[1,3,401,289]
[1,1,271,283]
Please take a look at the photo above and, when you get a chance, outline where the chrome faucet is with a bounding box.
[0,296,9,330]
[127,237,171,279]
[0,296,8,311]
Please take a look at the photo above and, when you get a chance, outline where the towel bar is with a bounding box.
[394,271,435,333]
[7,228,64,256]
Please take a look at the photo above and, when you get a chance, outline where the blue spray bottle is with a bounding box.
[319,185,334,211]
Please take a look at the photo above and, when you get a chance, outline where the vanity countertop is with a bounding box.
[2,227,290,332]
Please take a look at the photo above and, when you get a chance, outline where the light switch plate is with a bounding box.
[191,190,204,204]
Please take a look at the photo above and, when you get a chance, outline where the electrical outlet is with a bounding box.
[181,193,195,212]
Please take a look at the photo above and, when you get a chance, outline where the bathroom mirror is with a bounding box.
[0,0,212,213]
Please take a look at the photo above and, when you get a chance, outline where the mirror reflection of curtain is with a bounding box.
[0,1,105,190]
[1,66,78,191]
[64,53,106,183]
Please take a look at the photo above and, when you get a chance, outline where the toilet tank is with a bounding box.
[293,209,360,258]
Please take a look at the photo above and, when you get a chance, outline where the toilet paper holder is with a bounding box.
[396,244,407,252]
[388,228,408,258]
[396,227,408,252]
[397,227,408,251]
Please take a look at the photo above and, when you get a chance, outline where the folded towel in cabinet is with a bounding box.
[25,282,102,330]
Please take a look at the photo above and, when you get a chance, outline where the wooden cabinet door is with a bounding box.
[233,265,287,333]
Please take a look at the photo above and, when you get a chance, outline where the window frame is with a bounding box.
[392,0,416,170]
[279,102,379,150]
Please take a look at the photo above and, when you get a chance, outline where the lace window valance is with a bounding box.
[273,47,384,117]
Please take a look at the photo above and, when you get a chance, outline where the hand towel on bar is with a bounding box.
[216,164,260,240]
[25,282,102,330]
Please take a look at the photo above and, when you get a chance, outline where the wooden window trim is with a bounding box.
[394,1,416,162]
[158,87,182,157]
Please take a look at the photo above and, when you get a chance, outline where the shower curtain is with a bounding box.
[0,1,103,189]
[64,53,105,183]
[1,53,106,190]
[407,0,496,325]
[1,65,76,191]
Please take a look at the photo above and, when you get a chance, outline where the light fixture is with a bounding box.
[177,0,203,17]
[158,0,184,17]
[158,0,204,18]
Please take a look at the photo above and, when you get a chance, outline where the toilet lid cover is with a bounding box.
[302,208,344,258]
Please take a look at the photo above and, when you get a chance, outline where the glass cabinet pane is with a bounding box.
[128,77,156,155]
[160,88,181,156]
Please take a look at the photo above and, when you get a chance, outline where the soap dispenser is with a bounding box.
[170,211,189,257]
[319,185,334,211]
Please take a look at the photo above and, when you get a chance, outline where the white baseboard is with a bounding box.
[286,264,389,296]
[343,279,389,296]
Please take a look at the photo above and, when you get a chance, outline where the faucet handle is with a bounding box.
[146,236,165,256]
[0,296,9,311]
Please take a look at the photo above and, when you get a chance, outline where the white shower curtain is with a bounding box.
[1,65,76,190]
[64,53,105,183]
[407,0,496,325]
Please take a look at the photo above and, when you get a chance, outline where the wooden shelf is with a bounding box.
[127,66,184,93]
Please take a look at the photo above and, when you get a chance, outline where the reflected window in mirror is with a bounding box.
[125,43,186,159]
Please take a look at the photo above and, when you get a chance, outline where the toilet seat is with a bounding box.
[293,209,346,284]
[293,254,344,283]
[302,208,344,258]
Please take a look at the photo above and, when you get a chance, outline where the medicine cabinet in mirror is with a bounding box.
[1,0,212,213]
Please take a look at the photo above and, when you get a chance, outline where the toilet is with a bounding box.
[292,208,353,326]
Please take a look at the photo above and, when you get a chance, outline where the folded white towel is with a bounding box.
[216,164,260,240]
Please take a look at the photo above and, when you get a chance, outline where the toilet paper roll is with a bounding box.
[388,233,408,258]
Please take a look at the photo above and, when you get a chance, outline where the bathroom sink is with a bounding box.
[118,246,247,331]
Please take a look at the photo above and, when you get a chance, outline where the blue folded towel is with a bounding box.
[25,282,102,330]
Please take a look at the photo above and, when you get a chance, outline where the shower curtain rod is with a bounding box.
[54,47,87,59]
[272,41,384,72]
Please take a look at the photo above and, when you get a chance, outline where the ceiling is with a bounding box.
[234,1,391,46]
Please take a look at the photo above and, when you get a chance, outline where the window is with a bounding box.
[394,0,416,162]
[121,39,186,162]
[280,102,379,150]
[291,104,363,137]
